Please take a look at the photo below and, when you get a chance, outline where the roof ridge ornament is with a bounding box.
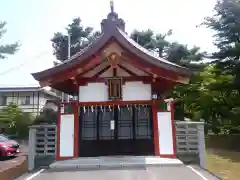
[101,1,125,32]
[110,0,114,13]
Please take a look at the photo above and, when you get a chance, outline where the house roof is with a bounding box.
[0,86,41,92]
[32,7,192,82]
[0,86,60,98]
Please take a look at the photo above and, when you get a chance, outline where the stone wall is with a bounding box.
[0,156,28,180]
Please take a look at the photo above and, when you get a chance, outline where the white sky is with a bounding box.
[0,0,217,87]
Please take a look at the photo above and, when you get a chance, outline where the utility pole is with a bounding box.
[62,33,71,103]
[67,34,71,102]
[68,34,71,60]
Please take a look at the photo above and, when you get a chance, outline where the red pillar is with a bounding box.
[152,100,160,156]
[170,101,177,157]
[74,101,79,158]
[56,103,61,160]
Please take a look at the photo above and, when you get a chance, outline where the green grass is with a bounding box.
[206,149,240,180]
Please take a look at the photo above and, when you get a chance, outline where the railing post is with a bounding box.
[28,127,36,171]
[55,125,57,157]
[197,123,206,168]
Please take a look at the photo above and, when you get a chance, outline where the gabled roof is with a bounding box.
[32,9,192,82]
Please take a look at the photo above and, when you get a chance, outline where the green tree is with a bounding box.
[130,29,206,69]
[0,21,19,59]
[51,18,100,62]
[203,0,240,88]
[202,0,240,132]
[0,103,33,138]
[167,44,206,70]
[131,29,172,57]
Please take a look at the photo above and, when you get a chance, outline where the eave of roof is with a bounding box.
[115,28,192,76]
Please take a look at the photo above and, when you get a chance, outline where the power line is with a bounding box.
[0,51,49,75]
[0,51,50,76]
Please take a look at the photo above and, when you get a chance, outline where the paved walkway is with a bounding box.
[17,166,220,180]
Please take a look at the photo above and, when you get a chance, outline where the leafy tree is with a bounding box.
[131,29,172,57]
[0,21,19,59]
[51,18,100,62]
[130,29,206,69]
[202,0,240,132]
[0,103,33,138]
[167,44,206,70]
[202,0,240,88]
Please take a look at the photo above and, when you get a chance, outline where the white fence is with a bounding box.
[28,122,205,170]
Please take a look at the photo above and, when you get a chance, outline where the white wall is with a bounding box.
[79,83,108,102]
[122,81,151,101]
[79,81,152,102]
[157,112,174,155]
[59,114,74,157]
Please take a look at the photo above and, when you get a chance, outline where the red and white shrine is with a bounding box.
[32,6,191,161]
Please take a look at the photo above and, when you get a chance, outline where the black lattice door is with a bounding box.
[78,105,154,157]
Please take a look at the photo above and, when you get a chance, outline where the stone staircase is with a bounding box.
[49,156,183,170]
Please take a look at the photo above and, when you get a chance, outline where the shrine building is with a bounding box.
[32,4,191,160]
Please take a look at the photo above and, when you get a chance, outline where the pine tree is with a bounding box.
[0,21,19,59]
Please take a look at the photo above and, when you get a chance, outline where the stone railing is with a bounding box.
[28,125,57,170]
[28,122,205,170]
[175,121,205,167]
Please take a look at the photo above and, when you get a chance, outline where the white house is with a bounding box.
[0,87,61,116]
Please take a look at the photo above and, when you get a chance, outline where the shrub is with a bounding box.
[33,108,58,125]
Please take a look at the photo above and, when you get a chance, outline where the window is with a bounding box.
[21,96,31,105]
[0,96,7,106]
[0,135,9,142]
[107,78,122,100]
